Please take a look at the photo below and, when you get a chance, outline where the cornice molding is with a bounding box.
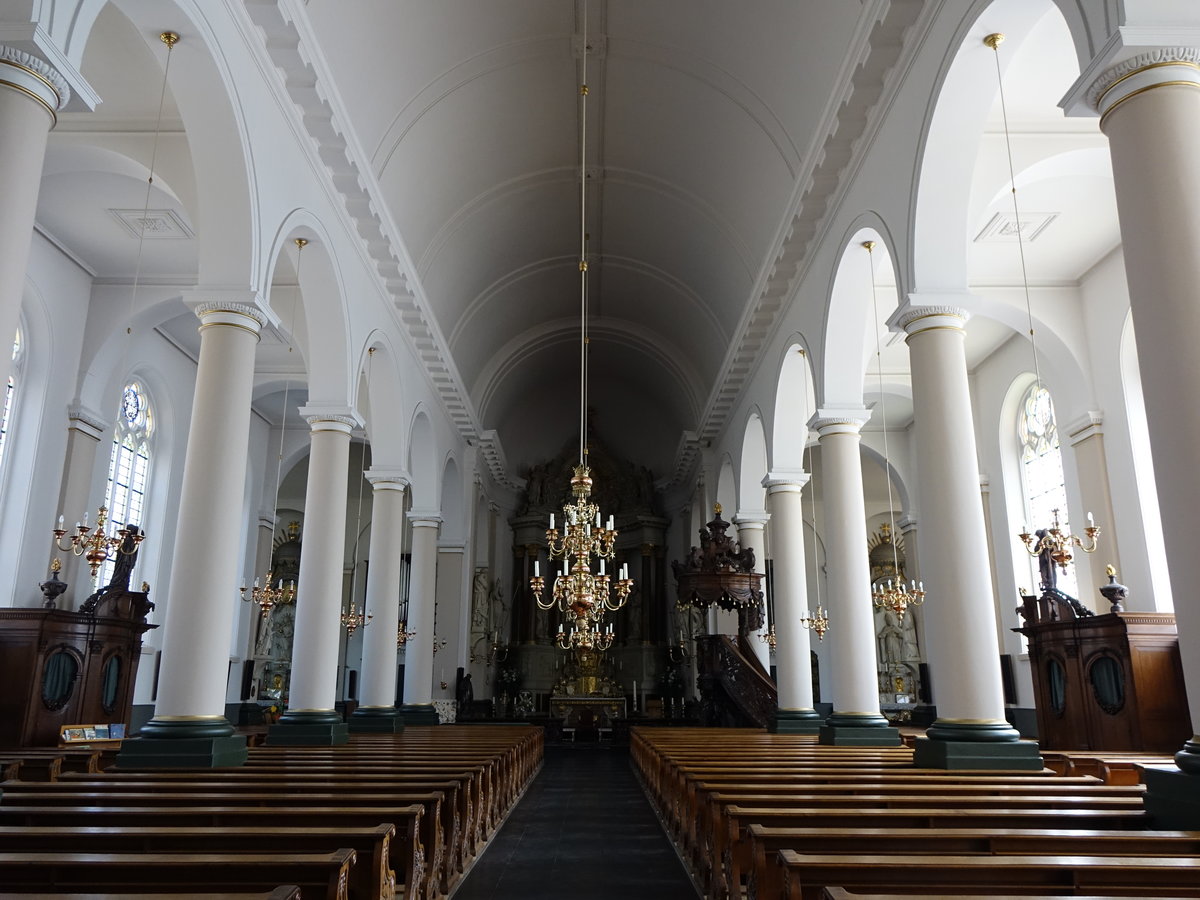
[892,304,969,334]
[1090,47,1200,112]
[194,302,267,330]
[0,44,70,108]
[66,403,108,437]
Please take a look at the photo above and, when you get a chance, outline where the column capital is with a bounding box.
[733,512,770,529]
[1090,47,1200,120]
[763,471,811,493]
[897,513,918,532]
[1064,411,1104,445]
[257,513,277,530]
[365,467,410,491]
[0,44,70,119]
[183,289,280,332]
[888,303,969,336]
[66,402,107,439]
[300,405,363,435]
[408,510,443,529]
[809,409,868,436]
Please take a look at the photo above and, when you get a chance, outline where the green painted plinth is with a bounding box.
[399,703,440,726]
[769,709,823,735]
[912,735,1042,770]
[267,709,349,746]
[818,725,903,747]
[1144,765,1200,828]
[116,732,247,769]
[1176,738,1200,775]
[348,706,406,734]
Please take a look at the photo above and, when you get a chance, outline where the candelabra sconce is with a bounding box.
[1018,507,1100,577]
[799,607,829,641]
[341,604,372,638]
[759,623,778,651]
[470,631,509,665]
[240,570,296,619]
[396,621,416,649]
[872,579,925,622]
[432,636,448,654]
[667,638,690,665]
[555,617,615,651]
[53,506,145,578]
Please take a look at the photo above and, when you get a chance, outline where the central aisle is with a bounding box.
[453,745,698,900]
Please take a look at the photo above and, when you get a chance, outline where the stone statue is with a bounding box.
[457,673,474,709]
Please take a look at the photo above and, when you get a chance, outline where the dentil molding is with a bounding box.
[1089,47,1200,112]
[0,45,70,107]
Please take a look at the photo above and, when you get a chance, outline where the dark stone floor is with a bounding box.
[452,745,698,900]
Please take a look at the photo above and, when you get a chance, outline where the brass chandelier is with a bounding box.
[529,6,632,651]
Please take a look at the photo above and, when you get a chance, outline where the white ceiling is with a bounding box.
[33,1,1122,482]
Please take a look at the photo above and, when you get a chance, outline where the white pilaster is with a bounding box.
[764,474,816,713]
[150,302,265,723]
[1087,50,1200,769]
[403,512,442,708]
[285,408,360,715]
[357,469,409,709]
[733,512,771,671]
[811,412,886,725]
[891,304,1012,734]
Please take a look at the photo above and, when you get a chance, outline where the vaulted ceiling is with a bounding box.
[304,0,868,475]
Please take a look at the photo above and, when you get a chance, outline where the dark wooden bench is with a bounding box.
[0,849,356,900]
[820,889,1189,900]
[0,889,302,900]
[0,805,427,900]
[747,826,1200,900]
[0,824,398,900]
[777,851,1200,900]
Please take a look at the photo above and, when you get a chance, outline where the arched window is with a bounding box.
[1017,382,1078,598]
[0,330,22,474]
[99,380,153,586]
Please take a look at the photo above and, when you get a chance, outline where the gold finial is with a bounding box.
[141,581,151,593]
[983,33,1005,49]
[160,32,180,48]
[1105,563,1116,577]
[713,502,722,516]
[50,558,62,573]
[580,84,589,95]
[579,260,588,271]
[862,240,876,252]
[294,237,308,250]
[368,347,376,357]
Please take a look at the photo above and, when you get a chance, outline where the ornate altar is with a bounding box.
[549,646,625,728]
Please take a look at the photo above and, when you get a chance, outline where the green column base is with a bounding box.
[769,709,824,735]
[267,709,349,746]
[399,703,440,726]
[1175,738,1200,775]
[819,713,902,747]
[115,717,247,769]
[912,735,1042,770]
[1144,765,1200,828]
[348,706,406,734]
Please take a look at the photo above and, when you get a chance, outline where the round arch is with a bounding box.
[771,339,817,473]
[354,331,406,472]
[408,408,439,511]
[738,410,769,515]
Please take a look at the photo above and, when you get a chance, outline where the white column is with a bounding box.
[734,512,771,671]
[764,474,823,732]
[55,404,108,607]
[812,413,891,733]
[281,408,358,723]
[353,470,409,722]
[402,512,441,719]
[892,305,1016,742]
[144,303,265,733]
[0,47,67,377]
[1089,50,1200,772]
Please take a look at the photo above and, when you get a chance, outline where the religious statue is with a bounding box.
[457,673,474,709]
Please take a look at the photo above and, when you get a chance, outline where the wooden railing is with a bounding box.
[696,634,777,728]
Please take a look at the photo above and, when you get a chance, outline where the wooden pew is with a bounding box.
[0,803,431,900]
[776,851,1200,900]
[748,826,1200,900]
[0,889,302,900]
[0,849,356,900]
[0,824,398,900]
[821,889,1189,900]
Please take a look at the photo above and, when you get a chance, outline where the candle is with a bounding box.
[599,559,606,576]
[82,511,89,528]
[1087,511,1095,527]
[558,622,564,633]
[549,513,555,530]
[595,511,600,526]
[534,560,540,577]
[57,514,64,528]
[253,577,260,588]
[607,515,614,530]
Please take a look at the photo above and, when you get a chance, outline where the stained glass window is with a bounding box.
[1019,383,1077,598]
[100,380,153,586]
